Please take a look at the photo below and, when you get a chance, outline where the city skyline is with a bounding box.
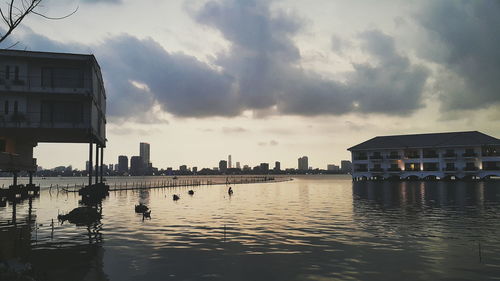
[13,0,499,171]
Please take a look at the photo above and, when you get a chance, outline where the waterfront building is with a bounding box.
[260,163,269,172]
[228,155,232,169]
[118,155,128,174]
[0,49,107,186]
[179,165,188,172]
[341,160,352,173]
[348,131,500,180]
[140,142,150,166]
[219,160,227,172]
[298,156,308,171]
[236,162,241,169]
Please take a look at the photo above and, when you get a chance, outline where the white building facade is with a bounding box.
[348,131,500,180]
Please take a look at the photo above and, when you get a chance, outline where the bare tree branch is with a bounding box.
[0,0,77,46]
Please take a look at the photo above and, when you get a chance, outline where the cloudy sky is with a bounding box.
[2,0,500,170]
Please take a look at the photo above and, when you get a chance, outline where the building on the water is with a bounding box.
[0,49,106,187]
[347,131,500,180]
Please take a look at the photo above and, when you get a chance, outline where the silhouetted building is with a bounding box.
[327,164,340,171]
[274,161,281,171]
[260,163,269,172]
[118,155,128,174]
[192,167,197,173]
[298,156,308,171]
[140,142,150,166]
[179,165,188,172]
[130,156,144,176]
[219,160,227,172]
[236,162,241,169]
[341,160,352,173]
[228,155,232,168]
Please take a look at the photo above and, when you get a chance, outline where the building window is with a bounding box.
[41,101,84,123]
[446,163,455,171]
[0,140,5,152]
[13,101,18,114]
[42,67,84,88]
[4,101,8,114]
[5,65,10,79]
[14,66,19,81]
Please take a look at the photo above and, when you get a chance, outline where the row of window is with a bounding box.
[1,66,84,88]
[354,147,499,160]
[2,100,20,115]
[355,162,499,172]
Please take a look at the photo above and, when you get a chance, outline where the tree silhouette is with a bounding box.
[0,0,77,46]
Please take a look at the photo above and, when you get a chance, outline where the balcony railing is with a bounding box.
[442,153,457,158]
[355,168,368,172]
[354,156,368,161]
[483,166,500,171]
[0,111,89,129]
[387,167,402,172]
[464,166,479,171]
[423,167,439,171]
[444,167,457,171]
[462,152,477,158]
[369,155,383,160]
[405,168,421,171]
[482,152,500,157]
[370,168,384,172]
[0,74,92,94]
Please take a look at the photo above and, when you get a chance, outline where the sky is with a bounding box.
[2,0,500,170]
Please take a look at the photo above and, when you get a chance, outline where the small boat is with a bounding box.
[188,190,194,195]
[173,194,180,201]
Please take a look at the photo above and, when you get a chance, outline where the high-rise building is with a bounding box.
[274,161,281,171]
[341,160,352,173]
[298,156,308,171]
[118,155,129,174]
[85,161,91,172]
[228,155,232,169]
[140,142,150,166]
[219,160,228,172]
[236,162,241,169]
[130,156,144,176]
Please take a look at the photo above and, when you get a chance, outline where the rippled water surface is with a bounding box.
[1,175,500,280]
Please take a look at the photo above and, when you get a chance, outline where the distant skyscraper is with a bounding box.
[130,156,144,176]
[85,161,90,172]
[236,162,241,169]
[118,155,128,174]
[341,160,352,173]
[219,160,228,172]
[140,142,150,166]
[298,156,309,171]
[228,155,232,168]
[274,161,281,171]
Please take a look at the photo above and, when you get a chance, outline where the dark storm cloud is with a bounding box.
[417,0,500,111]
[7,0,430,122]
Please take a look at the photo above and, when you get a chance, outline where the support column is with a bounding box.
[89,141,93,187]
[95,144,99,185]
[13,171,18,186]
[100,146,104,183]
[29,171,33,185]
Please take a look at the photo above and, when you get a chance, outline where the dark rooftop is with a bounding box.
[348,131,500,151]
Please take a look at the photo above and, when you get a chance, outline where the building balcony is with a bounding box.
[423,167,439,171]
[464,167,479,172]
[370,168,384,172]
[405,168,421,172]
[0,152,37,171]
[404,155,420,159]
[0,111,89,129]
[462,152,477,158]
[354,168,368,172]
[423,153,439,158]
[387,155,401,159]
[482,153,500,157]
[354,157,368,161]
[369,155,384,160]
[443,167,457,171]
[442,153,457,158]
[483,166,500,171]
[0,75,92,95]
[387,168,402,172]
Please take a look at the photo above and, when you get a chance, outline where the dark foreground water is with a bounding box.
[1,175,500,281]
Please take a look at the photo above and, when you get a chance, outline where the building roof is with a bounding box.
[0,49,101,71]
[348,131,500,151]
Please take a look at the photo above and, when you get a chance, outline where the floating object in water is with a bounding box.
[57,207,101,225]
[228,187,233,195]
[135,203,149,213]
[188,190,194,195]
[142,210,151,220]
[173,194,180,201]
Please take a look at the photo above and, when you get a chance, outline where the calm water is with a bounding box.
[1,175,500,281]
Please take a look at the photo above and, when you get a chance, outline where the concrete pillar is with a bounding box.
[100,146,104,183]
[88,141,93,187]
[95,145,99,185]
[29,171,33,185]
[13,171,18,186]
